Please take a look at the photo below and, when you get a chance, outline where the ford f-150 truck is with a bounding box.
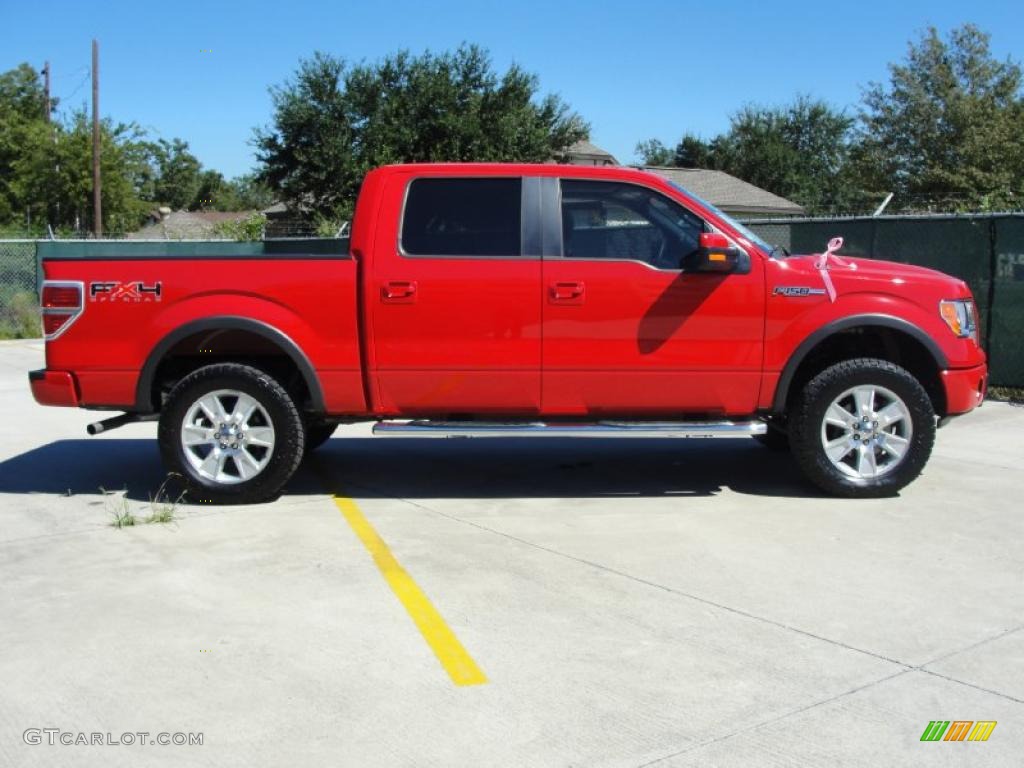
[30,163,988,503]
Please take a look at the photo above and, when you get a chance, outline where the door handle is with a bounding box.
[381,280,417,303]
[549,281,585,304]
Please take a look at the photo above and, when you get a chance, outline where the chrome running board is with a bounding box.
[372,420,767,439]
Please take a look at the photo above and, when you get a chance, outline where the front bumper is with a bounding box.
[29,369,81,407]
[941,364,987,415]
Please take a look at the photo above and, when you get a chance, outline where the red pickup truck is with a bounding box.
[30,163,987,502]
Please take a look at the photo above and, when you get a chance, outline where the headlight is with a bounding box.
[939,299,979,343]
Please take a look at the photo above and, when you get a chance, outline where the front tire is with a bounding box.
[158,363,305,504]
[789,358,935,497]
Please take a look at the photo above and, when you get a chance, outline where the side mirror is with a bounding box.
[685,232,745,273]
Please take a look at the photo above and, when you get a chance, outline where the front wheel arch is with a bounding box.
[773,316,948,416]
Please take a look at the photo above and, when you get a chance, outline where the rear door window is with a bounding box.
[401,178,522,257]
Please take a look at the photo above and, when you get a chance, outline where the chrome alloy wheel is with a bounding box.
[180,389,275,484]
[820,384,913,480]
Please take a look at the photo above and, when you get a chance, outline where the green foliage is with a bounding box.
[635,139,674,166]
[717,97,857,213]
[636,135,714,169]
[193,171,273,211]
[314,215,345,237]
[0,62,267,234]
[0,63,55,122]
[639,25,1024,214]
[0,289,39,339]
[225,174,275,211]
[638,96,857,214]
[255,44,589,219]
[857,24,1024,211]
[213,212,266,241]
[152,138,203,210]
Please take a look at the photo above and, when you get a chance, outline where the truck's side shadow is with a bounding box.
[0,437,822,502]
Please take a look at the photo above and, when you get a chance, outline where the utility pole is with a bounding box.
[92,40,102,237]
[42,61,51,121]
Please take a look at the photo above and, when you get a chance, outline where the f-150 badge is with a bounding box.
[773,286,827,297]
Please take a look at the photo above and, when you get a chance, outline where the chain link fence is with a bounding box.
[3,214,1023,384]
[0,240,39,339]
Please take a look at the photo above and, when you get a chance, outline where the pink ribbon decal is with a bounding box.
[813,236,856,302]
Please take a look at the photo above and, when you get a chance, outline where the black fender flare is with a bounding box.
[771,314,949,414]
[134,316,325,413]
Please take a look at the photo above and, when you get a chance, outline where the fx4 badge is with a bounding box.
[89,281,163,303]
[773,286,826,297]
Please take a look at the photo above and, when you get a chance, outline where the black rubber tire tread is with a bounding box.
[788,357,935,498]
[305,421,337,451]
[158,363,305,504]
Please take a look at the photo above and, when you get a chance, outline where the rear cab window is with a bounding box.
[401,178,522,257]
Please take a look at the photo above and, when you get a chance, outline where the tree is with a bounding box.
[636,134,714,169]
[226,174,274,210]
[673,134,715,169]
[193,171,274,211]
[857,24,1024,211]
[0,64,55,224]
[636,97,857,214]
[255,45,589,218]
[717,97,856,212]
[0,63,54,122]
[152,138,202,210]
[635,138,674,166]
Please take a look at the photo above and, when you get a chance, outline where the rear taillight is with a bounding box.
[40,281,84,340]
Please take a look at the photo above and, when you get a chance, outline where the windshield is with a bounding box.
[667,181,777,254]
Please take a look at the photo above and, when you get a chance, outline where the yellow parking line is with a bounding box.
[332,496,488,686]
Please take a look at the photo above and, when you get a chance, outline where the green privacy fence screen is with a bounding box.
[1,221,1022,384]
[744,214,1024,387]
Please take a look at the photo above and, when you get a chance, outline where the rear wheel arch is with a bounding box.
[135,316,325,414]
[772,315,949,417]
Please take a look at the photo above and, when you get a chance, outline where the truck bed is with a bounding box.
[38,238,365,414]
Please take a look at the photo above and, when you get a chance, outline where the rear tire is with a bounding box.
[158,363,305,504]
[788,358,935,497]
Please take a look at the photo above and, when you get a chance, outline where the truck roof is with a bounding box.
[369,163,666,184]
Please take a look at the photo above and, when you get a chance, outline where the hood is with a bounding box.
[780,254,970,295]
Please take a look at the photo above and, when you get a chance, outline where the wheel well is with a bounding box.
[780,326,946,416]
[146,328,314,413]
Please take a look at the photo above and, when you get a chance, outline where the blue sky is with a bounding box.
[3,0,1022,178]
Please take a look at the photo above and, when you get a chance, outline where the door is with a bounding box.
[542,178,765,416]
[369,174,542,415]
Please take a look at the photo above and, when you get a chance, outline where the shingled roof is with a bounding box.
[130,210,257,240]
[563,140,619,166]
[643,166,804,217]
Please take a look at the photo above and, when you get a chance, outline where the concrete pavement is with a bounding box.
[0,339,1021,766]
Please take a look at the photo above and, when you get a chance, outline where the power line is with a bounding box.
[60,68,91,105]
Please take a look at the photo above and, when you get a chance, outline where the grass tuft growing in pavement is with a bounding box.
[102,488,137,528]
[103,475,185,528]
[145,474,184,525]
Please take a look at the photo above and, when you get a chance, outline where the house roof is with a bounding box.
[642,167,804,215]
[130,210,256,240]
[564,140,619,164]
